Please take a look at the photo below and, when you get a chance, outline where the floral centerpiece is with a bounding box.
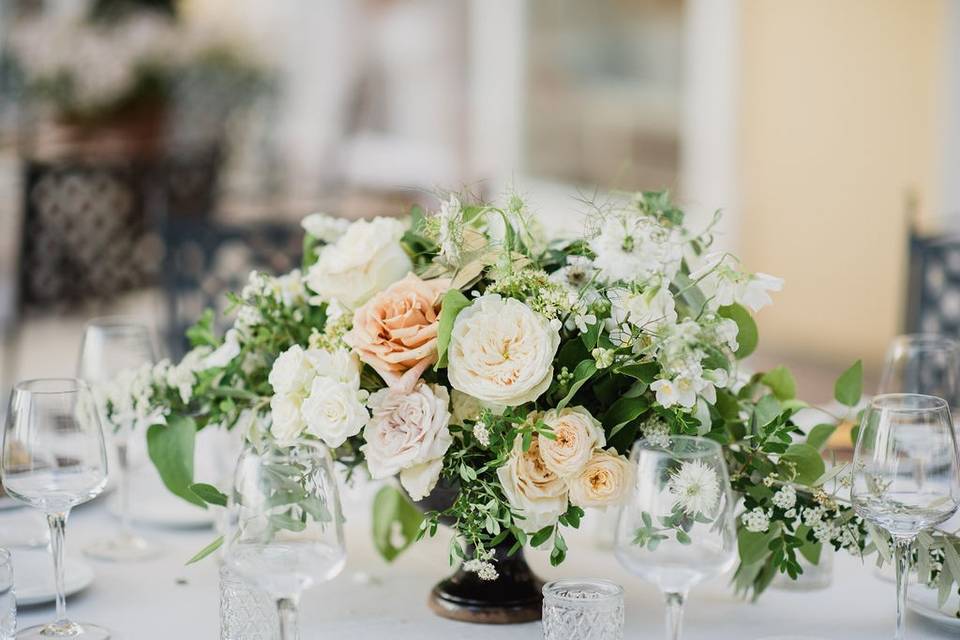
[107,190,960,622]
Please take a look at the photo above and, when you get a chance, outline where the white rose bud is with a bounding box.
[448,295,560,407]
[538,406,605,478]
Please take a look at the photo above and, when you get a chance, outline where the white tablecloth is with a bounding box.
[13,485,959,640]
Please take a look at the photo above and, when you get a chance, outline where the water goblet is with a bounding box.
[1,378,110,639]
[77,317,160,561]
[614,436,737,640]
[223,439,346,640]
[851,393,960,640]
[878,334,960,408]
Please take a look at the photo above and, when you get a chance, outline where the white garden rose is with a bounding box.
[270,393,305,444]
[306,347,361,386]
[400,458,444,501]
[447,295,560,407]
[305,216,412,309]
[268,345,314,395]
[538,406,606,478]
[567,449,631,509]
[300,376,369,448]
[496,434,568,533]
[362,382,452,481]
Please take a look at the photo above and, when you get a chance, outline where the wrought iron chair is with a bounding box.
[161,218,303,359]
[905,230,960,337]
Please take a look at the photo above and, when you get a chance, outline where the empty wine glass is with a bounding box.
[879,334,960,407]
[224,439,346,640]
[1,379,110,639]
[614,436,737,640]
[851,394,960,640]
[77,317,160,561]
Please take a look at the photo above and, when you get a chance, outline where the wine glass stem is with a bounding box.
[893,535,913,640]
[46,511,70,625]
[664,590,686,640]
[117,438,132,538]
[277,597,300,640]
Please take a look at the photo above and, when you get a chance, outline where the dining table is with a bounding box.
[11,479,960,640]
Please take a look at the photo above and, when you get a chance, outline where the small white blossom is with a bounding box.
[784,508,797,520]
[743,507,771,533]
[473,421,491,448]
[771,485,797,510]
[301,212,351,244]
[477,563,499,581]
[592,347,615,370]
[436,194,464,266]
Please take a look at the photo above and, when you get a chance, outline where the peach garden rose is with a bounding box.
[567,449,631,509]
[345,274,450,393]
[537,406,606,478]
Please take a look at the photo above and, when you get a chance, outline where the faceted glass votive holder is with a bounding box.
[542,578,624,640]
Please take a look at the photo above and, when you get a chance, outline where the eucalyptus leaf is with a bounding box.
[186,536,223,565]
[371,485,423,562]
[147,416,204,508]
[761,366,796,401]
[781,443,825,485]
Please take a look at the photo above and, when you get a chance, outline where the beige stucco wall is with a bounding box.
[739,0,947,370]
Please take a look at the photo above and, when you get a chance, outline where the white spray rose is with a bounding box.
[268,345,314,395]
[537,406,606,478]
[305,216,412,309]
[496,434,568,533]
[300,376,368,448]
[362,382,452,489]
[447,295,560,407]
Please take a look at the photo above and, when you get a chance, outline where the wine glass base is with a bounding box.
[17,621,110,639]
[84,534,162,562]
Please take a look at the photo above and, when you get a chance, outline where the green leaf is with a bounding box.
[186,536,223,565]
[372,485,424,563]
[557,360,597,409]
[602,395,650,432]
[616,362,659,383]
[781,443,826,485]
[189,483,228,507]
[797,529,822,565]
[761,366,796,401]
[147,416,204,508]
[581,318,603,351]
[834,360,863,407]
[434,289,471,369]
[753,394,782,428]
[531,526,554,548]
[738,527,776,565]
[806,423,838,452]
[185,309,217,348]
[718,303,758,359]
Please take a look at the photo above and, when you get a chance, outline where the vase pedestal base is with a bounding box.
[426,547,544,624]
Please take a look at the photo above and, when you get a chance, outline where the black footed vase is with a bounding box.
[412,482,544,624]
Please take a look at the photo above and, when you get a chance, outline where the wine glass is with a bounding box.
[851,394,960,640]
[1,378,110,639]
[878,334,960,408]
[77,317,161,561]
[223,439,346,640]
[614,436,737,640]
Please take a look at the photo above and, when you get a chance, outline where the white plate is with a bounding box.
[12,550,95,607]
[908,583,960,629]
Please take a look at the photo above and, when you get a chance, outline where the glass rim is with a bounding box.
[888,333,960,350]
[869,393,949,412]
[13,378,90,395]
[542,578,624,602]
[632,434,722,458]
[83,315,152,332]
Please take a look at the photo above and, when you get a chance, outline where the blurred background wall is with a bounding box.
[1,0,958,401]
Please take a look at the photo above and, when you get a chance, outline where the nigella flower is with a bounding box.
[437,194,464,266]
[666,459,721,516]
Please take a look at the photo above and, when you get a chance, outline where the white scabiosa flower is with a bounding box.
[590,215,682,284]
[666,459,721,516]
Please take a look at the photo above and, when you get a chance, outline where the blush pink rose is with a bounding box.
[345,274,450,392]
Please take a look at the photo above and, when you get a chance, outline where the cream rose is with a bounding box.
[345,274,449,393]
[447,295,560,407]
[362,382,452,484]
[300,376,369,448]
[496,433,568,533]
[538,406,606,478]
[567,449,631,509]
[305,216,412,309]
[270,393,305,444]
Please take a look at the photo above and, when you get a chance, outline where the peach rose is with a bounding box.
[345,274,450,392]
